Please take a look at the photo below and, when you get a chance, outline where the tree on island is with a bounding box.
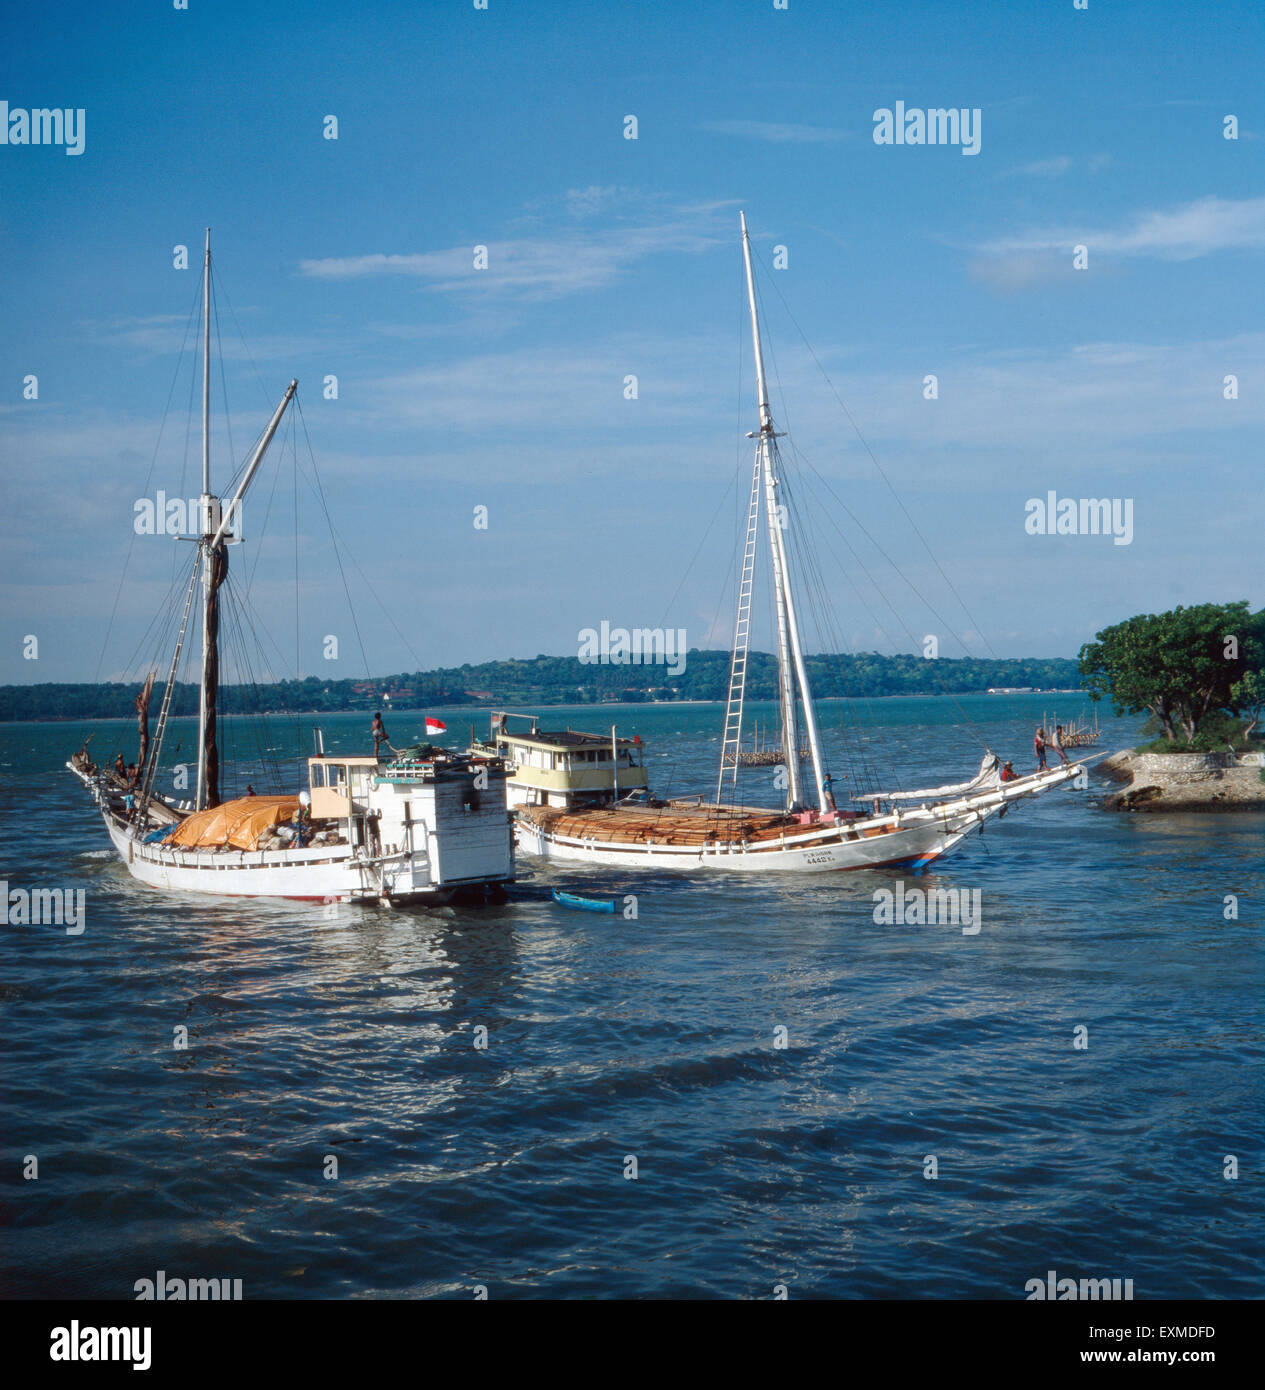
[1232,668,1264,743]
[1078,602,1265,746]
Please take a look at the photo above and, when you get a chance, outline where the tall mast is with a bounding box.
[196,229,213,809]
[740,212,801,808]
[739,212,829,812]
[192,226,297,811]
[201,228,210,495]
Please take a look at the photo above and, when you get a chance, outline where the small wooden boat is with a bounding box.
[552,888,617,913]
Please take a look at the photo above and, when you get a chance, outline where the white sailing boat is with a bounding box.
[69,232,514,904]
[511,212,1084,872]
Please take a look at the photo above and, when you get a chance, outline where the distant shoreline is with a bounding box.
[0,652,1086,724]
[1,687,1102,728]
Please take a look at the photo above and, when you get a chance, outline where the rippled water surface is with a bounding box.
[2,696,1261,1298]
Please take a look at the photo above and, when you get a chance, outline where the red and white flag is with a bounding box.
[425,717,447,735]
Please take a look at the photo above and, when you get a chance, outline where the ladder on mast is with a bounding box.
[716,449,763,801]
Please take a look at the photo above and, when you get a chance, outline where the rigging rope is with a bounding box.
[92,275,203,685]
[755,243,1001,661]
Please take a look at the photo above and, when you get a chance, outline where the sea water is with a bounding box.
[1,694,1260,1298]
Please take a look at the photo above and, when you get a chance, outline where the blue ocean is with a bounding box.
[1,694,1260,1298]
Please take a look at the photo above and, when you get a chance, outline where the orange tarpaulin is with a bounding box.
[163,795,301,850]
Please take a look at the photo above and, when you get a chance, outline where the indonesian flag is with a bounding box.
[425,717,447,735]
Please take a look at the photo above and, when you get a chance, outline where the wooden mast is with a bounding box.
[193,228,298,810]
[739,212,828,812]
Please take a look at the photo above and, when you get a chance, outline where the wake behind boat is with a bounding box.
[68,231,514,905]
[493,213,1084,873]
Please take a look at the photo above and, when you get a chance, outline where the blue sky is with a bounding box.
[2,0,1262,686]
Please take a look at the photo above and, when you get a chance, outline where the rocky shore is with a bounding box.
[1097,748,1265,812]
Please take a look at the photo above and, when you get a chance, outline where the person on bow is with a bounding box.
[1033,727,1049,772]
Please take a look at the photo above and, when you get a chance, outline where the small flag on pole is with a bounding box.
[425,717,447,735]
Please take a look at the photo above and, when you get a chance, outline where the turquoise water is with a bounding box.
[1,694,1261,1298]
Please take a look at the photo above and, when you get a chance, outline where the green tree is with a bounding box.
[1079,602,1264,744]
[1231,668,1264,743]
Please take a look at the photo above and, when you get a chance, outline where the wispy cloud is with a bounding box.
[561,184,628,217]
[997,153,1110,179]
[700,119,852,144]
[771,331,1265,469]
[983,194,1265,260]
[1005,154,1075,178]
[968,194,1265,288]
[79,311,322,361]
[298,197,732,300]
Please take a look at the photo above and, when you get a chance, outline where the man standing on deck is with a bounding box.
[1034,727,1049,771]
[371,711,392,758]
[1051,725,1070,767]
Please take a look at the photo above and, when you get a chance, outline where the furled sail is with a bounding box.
[854,752,1000,803]
[135,670,155,775]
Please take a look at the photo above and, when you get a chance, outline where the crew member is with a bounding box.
[1034,727,1049,772]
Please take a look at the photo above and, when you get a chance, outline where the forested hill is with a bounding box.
[0,651,1081,722]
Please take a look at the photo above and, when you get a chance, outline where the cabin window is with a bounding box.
[311,765,326,788]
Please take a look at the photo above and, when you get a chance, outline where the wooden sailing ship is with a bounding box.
[68,232,514,904]
[511,213,1085,873]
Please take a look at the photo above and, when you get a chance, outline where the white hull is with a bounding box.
[71,763,513,905]
[100,814,501,903]
[515,765,1080,873]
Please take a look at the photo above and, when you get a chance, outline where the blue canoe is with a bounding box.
[552,888,616,914]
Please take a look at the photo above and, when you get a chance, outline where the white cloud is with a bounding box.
[297,199,732,300]
[967,194,1265,289]
[997,153,1110,180]
[978,194,1265,262]
[1002,154,1075,178]
[80,312,325,361]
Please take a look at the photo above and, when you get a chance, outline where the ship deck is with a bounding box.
[517,802,876,847]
